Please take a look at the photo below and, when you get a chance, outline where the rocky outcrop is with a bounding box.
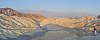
[0,8,21,16]
[0,14,38,39]
[98,15,100,18]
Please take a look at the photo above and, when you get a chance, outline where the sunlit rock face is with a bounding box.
[40,16,97,28]
[0,14,38,39]
[0,8,46,40]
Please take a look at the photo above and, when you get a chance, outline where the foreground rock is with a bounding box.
[0,14,38,39]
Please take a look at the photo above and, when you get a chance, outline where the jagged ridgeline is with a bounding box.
[0,8,46,39]
[0,8,21,16]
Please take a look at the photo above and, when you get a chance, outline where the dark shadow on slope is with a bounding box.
[42,24,67,31]
[8,30,46,40]
[70,27,93,37]
[0,31,46,40]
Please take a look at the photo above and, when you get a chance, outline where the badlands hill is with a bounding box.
[0,8,100,40]
[0,8,46,22]
[0,8,46,40]
[41,16,100,31]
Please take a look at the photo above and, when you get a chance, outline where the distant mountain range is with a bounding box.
[18,10,98,18]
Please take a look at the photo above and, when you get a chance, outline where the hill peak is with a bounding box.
[0,7,21,16]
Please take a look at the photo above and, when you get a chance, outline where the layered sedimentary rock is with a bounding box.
[0,14,38,39]
[0,8,46,39]
[40,16,100,31]
[41,16,96,27]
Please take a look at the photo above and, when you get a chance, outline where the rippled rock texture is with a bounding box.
[0,8,100,40]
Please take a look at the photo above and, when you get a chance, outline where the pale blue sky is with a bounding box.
[0,0,100,17]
